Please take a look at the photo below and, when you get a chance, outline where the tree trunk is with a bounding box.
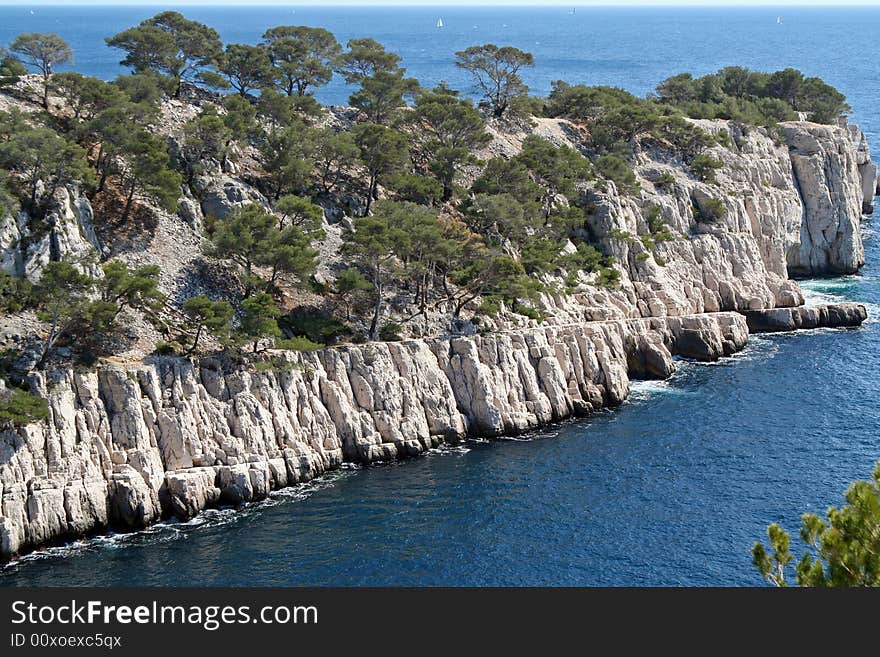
[454,293,478,319]
[38,308,60,369]
[364,175,378,215]
[42,74,50,109]
[121,180,137,222]
[186,324,203,356]
[368,277,382,341]
[421,272,428,314]
[94,143,103,169]
[98,164,109,193]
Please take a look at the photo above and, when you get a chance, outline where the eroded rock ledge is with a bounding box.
[0,304,866,560]
[741,302,868,333]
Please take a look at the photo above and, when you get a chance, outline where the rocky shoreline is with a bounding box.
[0,302,867,561]
[2,78,877,561]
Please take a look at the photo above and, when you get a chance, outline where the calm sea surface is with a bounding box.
[1,6,878,586]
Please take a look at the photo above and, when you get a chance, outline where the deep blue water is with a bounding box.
[1,6,879,586]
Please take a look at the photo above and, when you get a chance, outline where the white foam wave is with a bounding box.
[628,379,677,400]
[799,273,875,308]
[1,472,354,569]
[427,443,472,456]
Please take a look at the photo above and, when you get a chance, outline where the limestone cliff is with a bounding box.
[0,185,102,281]
[535,119,873,324]
[0,114,874,560]
[1,311,750,558]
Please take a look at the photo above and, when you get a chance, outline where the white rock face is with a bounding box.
[0,118,872,559]
[0,208,23,276]
[848,123,877,213]
[539,120,871,324]
[194,175,269,221]
[783,122,866,274]
[1,312,750,559]
[1,186,102,281]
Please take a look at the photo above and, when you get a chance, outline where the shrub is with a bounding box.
[694,197,727,223]
[654,172,675,187]
[0,387,49,429]
[644,206,674,243]
[653,115,715,157]
[644,205,664,233]
[153,340,182,356]
[714,132,732,148]
[596,266,620,288]
[0,52,27,87]
[477,296,502,316]
[253,356,300,372]
[690,153,723,183]
[378,321,403,342]
[282,311,348,344]
[596,154,639,195]
[609,228,635,243]
[655,67,846,126]
[389,173,443,206]
[514,305,544,322]
[0,272,33,312]
[275,336,323,352]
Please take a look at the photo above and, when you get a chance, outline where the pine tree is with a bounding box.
[753,462,880,587]
[237,291,281,353]
[454,44,534,118]
[262,26,341,97]
[337,38,417,124]
[9,32,73,108]
[106,11,222,98]
[341,206,400,340]
[352,123,409,214]
[182,295,233,354]
[216,43,271,96]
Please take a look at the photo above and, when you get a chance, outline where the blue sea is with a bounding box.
[1,6,879,586]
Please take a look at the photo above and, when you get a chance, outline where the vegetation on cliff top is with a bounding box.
[0,12,852,371]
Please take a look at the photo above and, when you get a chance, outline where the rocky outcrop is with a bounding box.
[0,90,874,559]
[528,119,871,327]
[848,123,877,213]
[1,311,749,559]
[0,185,102,281]
[741,302,867,333]
[784,122,866,275]
[193,174,269,221]
[4,300,865,560]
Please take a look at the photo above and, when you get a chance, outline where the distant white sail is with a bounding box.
[437,18,443,29]
[777,16,782,24]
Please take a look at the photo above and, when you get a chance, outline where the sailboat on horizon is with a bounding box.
[437,18,443,29]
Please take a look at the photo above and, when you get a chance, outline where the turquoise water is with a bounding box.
[0,6,879,586]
